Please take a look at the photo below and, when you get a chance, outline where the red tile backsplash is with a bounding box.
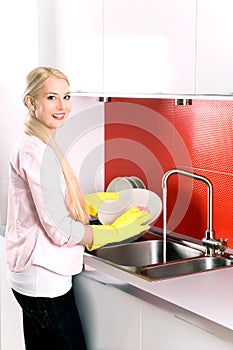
[105,98,233,248]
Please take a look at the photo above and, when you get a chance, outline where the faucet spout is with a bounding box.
[162,169,227,256]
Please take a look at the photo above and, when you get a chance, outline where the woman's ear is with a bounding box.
[25,96,36,111]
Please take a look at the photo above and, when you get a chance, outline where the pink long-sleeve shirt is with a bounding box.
[6,133,85,276]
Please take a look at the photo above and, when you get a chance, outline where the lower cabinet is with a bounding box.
[142,302,233,350]
[73,275,141,350]
[74,273,233,350]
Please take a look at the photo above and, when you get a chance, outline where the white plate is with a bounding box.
[129,176,146,189]
[98,188,162,226]
[124,177,138,188]
[106,177,134,192]
[106,176,146,192]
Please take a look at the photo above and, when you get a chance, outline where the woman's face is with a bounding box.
[33,76,71,135]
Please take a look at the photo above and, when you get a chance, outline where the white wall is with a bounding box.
[0,1,105,225]
[65,97,105,194]
[0,0,39,225]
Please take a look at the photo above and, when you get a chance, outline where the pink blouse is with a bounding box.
[6,133,85,276]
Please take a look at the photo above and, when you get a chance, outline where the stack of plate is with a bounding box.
[98,188,162,226]
[96,177,162,245]
[106,176,146,192]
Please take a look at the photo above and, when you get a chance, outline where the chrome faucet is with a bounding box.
[162,169,228,256]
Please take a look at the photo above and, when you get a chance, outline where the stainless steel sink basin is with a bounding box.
[140,256,233,280]
[93,240,203,270]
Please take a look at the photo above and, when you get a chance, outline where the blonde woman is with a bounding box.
[5,67,150,349]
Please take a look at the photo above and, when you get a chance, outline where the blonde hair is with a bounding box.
[23,67,89,224]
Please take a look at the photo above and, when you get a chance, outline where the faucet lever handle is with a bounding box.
[217,237,228,254]
[219,237,228,245]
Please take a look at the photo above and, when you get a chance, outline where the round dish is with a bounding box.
[124,177,138,188]
[130,176,146,189]
[106,176,146,192]
[98,188,162,226]
[106,177,134,192]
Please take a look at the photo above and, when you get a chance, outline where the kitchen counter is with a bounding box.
[2,224,233,346]
[83,249,233,344]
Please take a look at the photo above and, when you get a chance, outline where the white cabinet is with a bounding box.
[142,301,233,350]
[196,0,233,95]
[74,273,233,350]
[38,0,233,96]
[38,0,104,93]
[104,0,196,94]
[39,0,196,95]
[73,274,141,350]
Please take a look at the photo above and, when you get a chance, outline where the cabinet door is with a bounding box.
[104,0,196,94]
[196,0,233,95]
[142,301,233,350]
[73,274,141,350]
[38,0,104,93]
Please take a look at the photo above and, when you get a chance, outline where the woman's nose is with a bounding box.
[57,98,65,109]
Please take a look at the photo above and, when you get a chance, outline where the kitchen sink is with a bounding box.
[140,256,233,280]
[91,238,233,280]
[93,239,204,272]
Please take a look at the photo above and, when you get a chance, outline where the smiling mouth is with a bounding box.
[52,113,65,120]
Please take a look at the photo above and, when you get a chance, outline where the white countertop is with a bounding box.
[83,252,233,339]
[149,267,233,328]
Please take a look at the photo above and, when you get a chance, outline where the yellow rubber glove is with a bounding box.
[84,192,120,218]
[86,206,151,251]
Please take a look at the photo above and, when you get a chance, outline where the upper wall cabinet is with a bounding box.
[38,0,104,93]
[38,0,233,97]
[38,0,196,95]
[196,0,233,95]
[104,0,196,95]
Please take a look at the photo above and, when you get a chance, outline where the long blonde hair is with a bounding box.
[23,67,89,224]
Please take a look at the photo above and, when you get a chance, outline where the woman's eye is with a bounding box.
[47,95,55,100]
[46,94,71,101]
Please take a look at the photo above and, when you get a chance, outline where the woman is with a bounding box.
[5,67,150,349]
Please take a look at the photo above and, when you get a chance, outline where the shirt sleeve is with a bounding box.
[20,143,85,246]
